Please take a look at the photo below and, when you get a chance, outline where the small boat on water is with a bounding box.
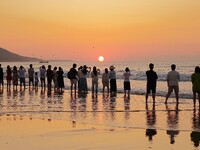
[39,60,49,63]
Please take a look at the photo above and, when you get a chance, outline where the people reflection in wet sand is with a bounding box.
[92,94,98,120]
[191,108,200,147]
[166,104,179,144]
[145,103,157,142]
[70,94,77,128]
[110,94,116,121]
[124,97,130,120]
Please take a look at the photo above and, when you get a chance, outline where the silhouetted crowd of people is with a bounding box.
[0,63,200,107]
[0,63,200,147]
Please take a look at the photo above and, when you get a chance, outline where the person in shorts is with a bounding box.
[165,64,180,104]
[70,63,78,94]
[123,67,131,99]
[146,63,158,103]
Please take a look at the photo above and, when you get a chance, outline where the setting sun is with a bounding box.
[98,56,104,62]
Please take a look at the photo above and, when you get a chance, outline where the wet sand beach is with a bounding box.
[0,87,200,149]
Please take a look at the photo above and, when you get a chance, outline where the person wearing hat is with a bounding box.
[109,65,117,94]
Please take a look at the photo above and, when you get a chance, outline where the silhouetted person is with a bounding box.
[40,65,46,90]
[146,63,158,103]
[19,66,26,90]
[77,66,83,92]
[102,68,109,94]
[52,67,58,91]
[28,64,34,89]
[0,64,4,88]
[145,103,157,142]
[166,105,179,144]
[80,65,90,93]
[34,72,39,91]
[47,65,53,94]
[57,67,64,93]
[12,66,18,91]
[191,66,200,107]
[91,66,100,95]
[109,65,117,94]
[165,64,180,104]
[191,109,200,147]
[69,63,78,94]
[6,65,12,91]
[124,67,131,99]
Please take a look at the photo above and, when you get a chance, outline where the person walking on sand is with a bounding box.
[0,64,4,88]
[165,64,180,104]
[6,65,12,91]
[91,66,100,95]
[146,63,158,103]
[28,64,34,89]
[124,67,131,99]
[102,68,109,94]
[19,65,26,90]
[109,65,117,94]
[12,66,18,91]
[40,65,46,90]
[191,66,200,107]
[69,63,78,94]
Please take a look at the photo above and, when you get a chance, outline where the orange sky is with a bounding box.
[0,0,200,62]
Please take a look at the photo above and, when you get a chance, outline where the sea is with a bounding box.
[0,60,199,99]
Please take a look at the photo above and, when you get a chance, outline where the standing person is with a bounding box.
[57,67,64,93]
[191,66,200,107]
[46,65,53,93]
[19,65,26,90]
[52,67,58,91]
[165,64,180,104]
[28,64,34,89]
[146,63,158,103]
[102,68,109,94]
[12,66,18,91]
[109,65,117,94]
[123,67,131,99]
[91,66,99,95]
[6,65,12,91]
[34,72,39,91]
[80,65,90,93]
[77,66,83,92]
[69,63,78,94]
[0,64,4,88]
[40,65,46,90]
